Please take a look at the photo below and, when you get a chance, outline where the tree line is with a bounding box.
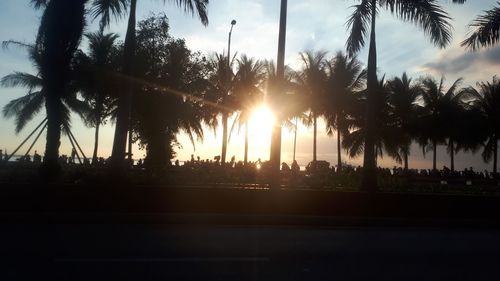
[2,0,500,188]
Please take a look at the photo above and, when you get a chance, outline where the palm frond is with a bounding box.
[3,92,44,133]
[461,2,500,50]
[346,0,371,57]
[168,0,209,26]
[386,0,453,48]
[1,72,43,91]
[91,0,129,30]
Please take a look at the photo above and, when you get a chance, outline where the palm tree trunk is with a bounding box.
[92,121,100,165]
[404,152,409,172]
[270,0,287,188]
[293,117,298,161]
[450,139,455,172]
[43,95,63,175]
[244,120,249,165]
[221,112,228,164]
[313,113,317,163]
[433,139,437,171]
[361,0,378,192]
[111,0,137,169]
[337,126,342,173]
[92,95,103,165]
[494,135,498,174]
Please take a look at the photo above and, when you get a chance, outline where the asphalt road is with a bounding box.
[1,220,500,281]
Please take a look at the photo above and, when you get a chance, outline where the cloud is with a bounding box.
[420,47,500,82]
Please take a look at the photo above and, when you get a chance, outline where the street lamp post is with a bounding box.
[270,0,288,189]
[221,19,236,164]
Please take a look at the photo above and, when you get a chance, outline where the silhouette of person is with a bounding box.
[71,148,77,164]
[175,159,180,166]
[33,150,41,163]
[291,160,300,172]
[281,162,290,171]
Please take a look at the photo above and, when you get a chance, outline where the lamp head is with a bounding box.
[231,19,237,26]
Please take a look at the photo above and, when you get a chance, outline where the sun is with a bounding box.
[248,105,275,147]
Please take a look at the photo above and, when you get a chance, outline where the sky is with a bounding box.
[0,0,499,171]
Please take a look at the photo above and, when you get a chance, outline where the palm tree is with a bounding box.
[26,0,127,175]
[463,77,500,174]
[386,72,423,172]
[232,55,265,165]
[420,76,466,172]
[343,76,404,167]
[74,31,120,164]
[295,50,328,167]
[32,0,87,174]
[1,42,88,150]
[324,51,366,172]
[205,53,236,164]
[462,2,500,50]
[346,0,453,190]
[110,0,209,169]
[263,60,304,162]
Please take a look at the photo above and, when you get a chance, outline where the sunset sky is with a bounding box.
[0,0,499,171]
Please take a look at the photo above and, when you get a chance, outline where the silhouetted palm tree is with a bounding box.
[74,31,120,164]
[1,42,88,144]
[387,73,423,172]
[420,76,466,172]
[343,76,404,166]
[296,50,328,166]
[206,52,236,164]
[33,0,87,174]
[232,55,265,165]
[110,0,209,169]
[26,0,127,175]
[462,2,500,50]
[464,77,500,174]
[346,0,453,190]
[263,60,304,162]
[324,51,366,172]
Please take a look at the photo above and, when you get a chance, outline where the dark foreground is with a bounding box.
[2,221,500,280]
[2,184,500,280]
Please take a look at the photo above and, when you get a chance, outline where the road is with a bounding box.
[1,219,500,280]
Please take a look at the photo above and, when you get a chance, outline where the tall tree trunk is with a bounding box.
[92,121,100,165]
[494,135,498,174]
[450,139,454,172]
[337,126,342,173]
[293,117,298,161]
[270,0,287,188]
[111,0,137,170]
[127,115,133,165]
[361,0,378,192]
[145,128,167,176]
[92,95,103,165]
[44,94,62,174]
[221,112,228,164]
[433,138,437,171]
[403,152,409,172]
[244,121,249,165]
[313,113,317,163]
[39,0,86,178]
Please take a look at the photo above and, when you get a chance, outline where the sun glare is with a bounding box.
[248,105,275,147]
